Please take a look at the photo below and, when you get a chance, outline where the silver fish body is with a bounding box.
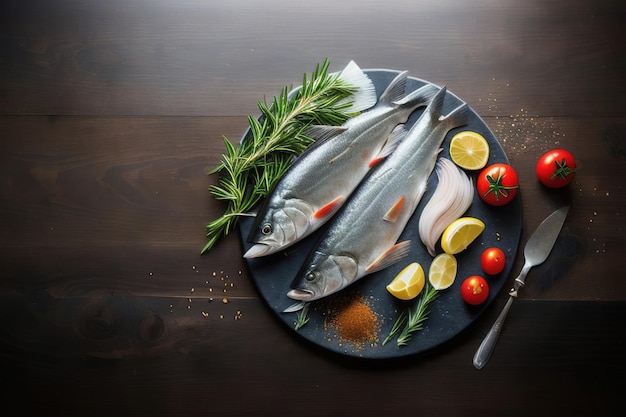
[244,75,440,258]
[288,87,469,302]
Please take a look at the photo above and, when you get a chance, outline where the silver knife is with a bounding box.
[473,206,570,369]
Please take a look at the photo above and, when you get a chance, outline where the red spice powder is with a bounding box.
[327,294,379,347]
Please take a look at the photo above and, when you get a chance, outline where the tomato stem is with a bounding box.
[483,171,518,201]
[551,158,576,180]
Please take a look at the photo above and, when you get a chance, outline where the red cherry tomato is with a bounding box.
[460,276,489,305]
[476,163,519,206]
[536,149,577,188]
[481,247,506,275]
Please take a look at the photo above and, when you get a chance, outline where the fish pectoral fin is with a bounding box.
[365,241,411,274]
[282,301,307,313]
[313,196,344,220]
[383,195,406,223]
[370,124,408,169]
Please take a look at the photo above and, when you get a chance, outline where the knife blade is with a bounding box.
[473,206,570,369]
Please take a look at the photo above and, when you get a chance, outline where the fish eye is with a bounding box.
[261,223,272,235]
[305,271,318,281]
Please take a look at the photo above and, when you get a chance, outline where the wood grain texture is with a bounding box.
[1,0,625,416]
[1,299,624,416]
[1,0,624,116]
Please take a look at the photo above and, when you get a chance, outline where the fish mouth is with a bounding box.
[287,288,314,301]
[243,243,274,258]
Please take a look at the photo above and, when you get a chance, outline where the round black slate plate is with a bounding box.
[238,69,522,359]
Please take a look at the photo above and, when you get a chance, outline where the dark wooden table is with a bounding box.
[1,1,624,416]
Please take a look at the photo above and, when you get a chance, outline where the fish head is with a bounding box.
[287,252,358,301]
[244,198,314,258]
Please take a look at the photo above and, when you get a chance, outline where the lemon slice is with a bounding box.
[449,131,490,170]
[386,262,425,300]
[441,217,485,255]
[428,253,457,290]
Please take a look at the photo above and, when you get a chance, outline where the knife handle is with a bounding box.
[473,296,515,369]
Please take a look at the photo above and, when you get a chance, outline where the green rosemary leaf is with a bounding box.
[294,302,310,330]
[382,309,408,346]
[396,284,439,347]
[207,184,233,201]
[202,59,358,254]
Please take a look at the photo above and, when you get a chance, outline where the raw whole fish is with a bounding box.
[244,75,440,258]
[287,87,468,302]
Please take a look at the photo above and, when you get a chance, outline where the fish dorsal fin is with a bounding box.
[313,196,344,220]
[335,60,378,113]
[370,124,408,167]
[378,71,408,105]
[365,241,411,274]
[330,254,358,282]
[383,195,406,223]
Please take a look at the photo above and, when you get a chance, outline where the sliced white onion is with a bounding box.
[419,157,474,256]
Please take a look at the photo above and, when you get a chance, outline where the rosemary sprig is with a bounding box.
[202,59,358,254]
[381,309,408,345]
[383,283,439,347]
[397,283,439,346]
[294,302,310,330]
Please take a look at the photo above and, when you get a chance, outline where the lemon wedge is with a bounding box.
[449,131,490,170]
[386,262,425,300]
[441,217,485,254]
[428,253,457,290]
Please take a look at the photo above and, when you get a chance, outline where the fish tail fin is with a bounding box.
[426,86,469,130]
[441,101,470,131]
[425,85,448,121]
[336,60,378,113]
[378,71,409,105]
[393,82,440,109]
[424,86,469,130]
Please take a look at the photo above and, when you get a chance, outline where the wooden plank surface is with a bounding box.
[1,0,624,416]
[2,299,624,416]
[1,0,624,117]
